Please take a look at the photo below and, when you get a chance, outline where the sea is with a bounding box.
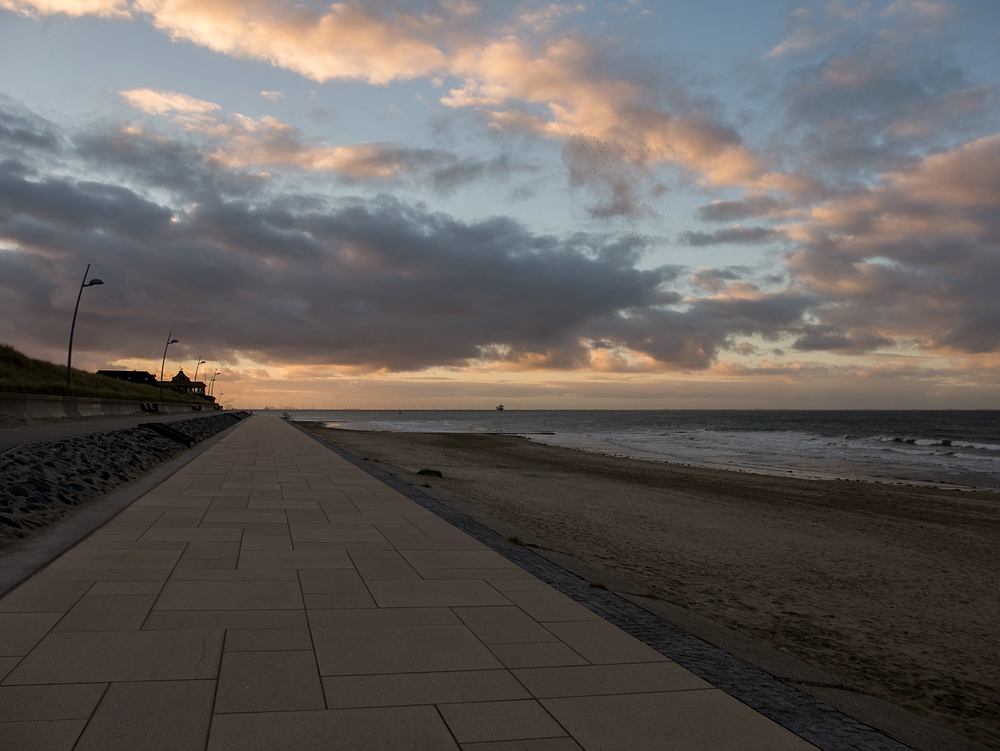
[262,409,1000,491]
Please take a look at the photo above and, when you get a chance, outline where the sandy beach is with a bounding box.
[308,426,1000,748]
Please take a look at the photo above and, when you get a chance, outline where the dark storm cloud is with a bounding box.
[584,289,814,369]
[0,163,173,238]
[5,88,997,372]
[792,326,894,354]
[786,134,1000,355]
[0,190,663,370]
[690,267,744,292]
[697,196,787,222]
[0,98,834,373]
[0,96,59,154]
[73,129,269,200]
[681,225,781,246]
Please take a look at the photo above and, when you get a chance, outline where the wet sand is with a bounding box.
[308,426,1000,748]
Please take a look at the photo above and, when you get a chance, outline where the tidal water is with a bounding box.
[264,409,1000,490]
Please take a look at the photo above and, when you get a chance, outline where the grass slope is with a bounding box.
[0,343,212,404]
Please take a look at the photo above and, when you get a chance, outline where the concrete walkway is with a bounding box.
[0,416,819,750]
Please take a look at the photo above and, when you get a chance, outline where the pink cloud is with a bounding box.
[20,0,779,211]
[0,0,129,18]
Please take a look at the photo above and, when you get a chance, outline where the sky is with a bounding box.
[1,0,998,409]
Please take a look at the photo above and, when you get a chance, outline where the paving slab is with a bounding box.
[323,669,531,709]
[438,699,568,744]
[215,650,324,713]
[206,705,459,751]
[0,416,837,750]
[73,680,215,751]
[460,740,585,751]
[0,683,107,721]
[2,629,223,684]
[0,717,88,750]
[542,691,819,750]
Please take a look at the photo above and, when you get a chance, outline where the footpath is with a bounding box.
[0,415,820,750]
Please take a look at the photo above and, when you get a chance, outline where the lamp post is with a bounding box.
[218,393,224,410]
[193,358,206,390]
[209,371,220,398]
[66,264,104,388]
[158,332,179,401]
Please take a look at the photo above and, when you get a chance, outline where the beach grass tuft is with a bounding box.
[0,342,211,404]
[417,468,444,478]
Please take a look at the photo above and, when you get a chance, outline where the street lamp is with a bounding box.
[66,264,104,388]
[209,371,220,397]
[193,358,207,385]
[218,393,224,410]
[158,332,179,400]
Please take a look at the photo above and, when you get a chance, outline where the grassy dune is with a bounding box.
[0,343,212,404]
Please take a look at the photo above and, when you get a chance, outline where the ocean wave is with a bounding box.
[868,435,1000,452]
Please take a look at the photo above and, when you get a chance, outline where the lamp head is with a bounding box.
[87,279,103,286]
[169,339,179,344]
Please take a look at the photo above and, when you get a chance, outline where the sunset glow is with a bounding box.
[1,0,998,408]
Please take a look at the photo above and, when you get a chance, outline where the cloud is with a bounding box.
[3,92,999,399]
[0,99,677,373]
[10,0,782,214]
[681,225,782,246]
[825,1,870,19]
[440,35,773,215]
[0,0,128,18]
[518,3,586,28]
[881,0,953,22]
[752,4,997,213]
[0,97,841,377]
[884,133,1000,206]
[130,0,448,85]
[259,90,284,102]
[0,95,60,153]
[783,134,1000,354]
[697,196,790,222]
[765,26,825,57]
[0,179,671,370]
[118,89,520,189]
[119,88,220,115]
[791,327,894,353]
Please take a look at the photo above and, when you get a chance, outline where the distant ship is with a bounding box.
[495,404,504,411]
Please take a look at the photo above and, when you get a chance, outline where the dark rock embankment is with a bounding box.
[0,412,247,549]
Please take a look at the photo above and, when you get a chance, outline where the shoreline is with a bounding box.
[306,412,1000,491]
[306,424,1000,749]
[522,433,993,491]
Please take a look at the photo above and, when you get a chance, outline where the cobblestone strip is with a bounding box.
[293,422,914,751]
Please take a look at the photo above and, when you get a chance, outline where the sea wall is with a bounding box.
[0,412,248,548]
[0,391,214,420]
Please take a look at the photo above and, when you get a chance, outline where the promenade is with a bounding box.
[0,416,818,750]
